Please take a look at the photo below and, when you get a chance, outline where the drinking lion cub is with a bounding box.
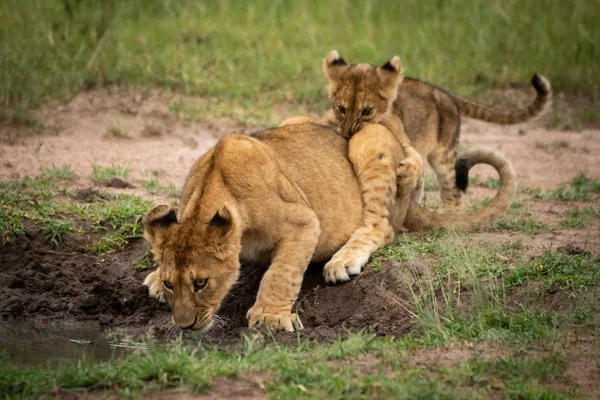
[143,123,516,332]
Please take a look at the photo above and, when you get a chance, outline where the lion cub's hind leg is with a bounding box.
[324,124,406,284]
[429,92,462,212]
[429,147,462,212]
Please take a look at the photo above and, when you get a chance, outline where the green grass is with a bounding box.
[505,249,600,290]
[0,108,45,132]
[373,233,571,345]
[2,215,598,398]
[529,174,600,202]
[0,175,151,252]
[483,177,500,189]
[490,216,547,234]
[0,331,578,399]
[86,217,144,255]
[140,178,181,197]
[559,206,598,228]
[1,0,598,123]
[90,164,132,185]
[40,219,71,247]
[0,176,61,242]
[135,248,155,270]
[104,121,130,139]
[43,164,78,181]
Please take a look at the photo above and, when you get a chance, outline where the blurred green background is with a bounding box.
[1,0,598,122]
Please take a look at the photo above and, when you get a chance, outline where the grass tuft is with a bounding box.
[43,164,78,181]
[490,216,546,234]
[530,174,600,201]
[91,165,132,184]
[505,250,600,290]
[559,206,598,228]
[40,219,71,247]
[104,122,130,139]
[140,178,181,197]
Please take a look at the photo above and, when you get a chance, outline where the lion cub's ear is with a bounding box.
[206,205,237,260]
[377,56,404,99]
[144,204,178,250]
[323,50,348,95]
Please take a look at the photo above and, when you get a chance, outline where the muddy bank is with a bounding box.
[1,225,419,344]
[0,223,170,327]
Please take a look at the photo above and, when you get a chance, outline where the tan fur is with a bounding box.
[321,50,551,211]
[323,121,422,283]
[143,123,516,332]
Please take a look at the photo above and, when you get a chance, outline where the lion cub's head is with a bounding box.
[323,50,404,139]
[144,204,241,331]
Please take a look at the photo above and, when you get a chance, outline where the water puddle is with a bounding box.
[0,322,158,366]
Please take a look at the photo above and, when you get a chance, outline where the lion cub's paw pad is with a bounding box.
[247,307,303,332]
[143,270,166,303]
[323,251,370,284]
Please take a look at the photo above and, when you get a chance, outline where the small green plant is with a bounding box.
[0,109,44,131]
[43,164,78,181]
[483,177,500,189]
[505,250,600,290]
[88,194,151,230]
[559,206,598,228]
[105,122,130,139]
[490,216,546,234]
[140,178,181,197]
[532,174,600,201]
[136,248,155,270]
[40,219,71,247]
[168,99,198,120]
[88,217,144,255]
[374,231,442,262]
[91,165,132,184]
[0,206,25,241]
[469,173,482,186]
[465,196,491,212]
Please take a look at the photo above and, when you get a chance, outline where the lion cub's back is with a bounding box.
[256,124,364,260]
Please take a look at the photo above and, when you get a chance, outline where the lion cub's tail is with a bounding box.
[404,147,516,231]
[453,74,552,124]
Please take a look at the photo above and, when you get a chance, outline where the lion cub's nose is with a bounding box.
[172,315,197,330]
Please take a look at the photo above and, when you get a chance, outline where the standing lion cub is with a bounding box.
[318,50,551,211]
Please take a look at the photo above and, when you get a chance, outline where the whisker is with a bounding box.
[211,314,229,330]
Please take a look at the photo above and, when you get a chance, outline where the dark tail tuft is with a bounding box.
[332,57,347,66]
[455,158,471,192]
[531,74,551,96]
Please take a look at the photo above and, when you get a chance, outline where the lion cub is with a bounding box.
[319,50,552,210]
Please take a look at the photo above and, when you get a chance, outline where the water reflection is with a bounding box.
[0,322,158,366]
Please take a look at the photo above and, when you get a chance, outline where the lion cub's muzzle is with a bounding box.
[172,310,214,332]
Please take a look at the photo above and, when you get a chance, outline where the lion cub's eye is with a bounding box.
[361,107,373,116]
[163,281,174,291]
[337,105,346,115]
[193,278,208,292]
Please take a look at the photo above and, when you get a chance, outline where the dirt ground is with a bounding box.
[1,87,599,343]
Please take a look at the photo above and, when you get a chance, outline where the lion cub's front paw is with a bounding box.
[143,269,166,303]
[396,158,422,193]
[279,116,313,127]
[323,249,370,284]
[247,305,303,332]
